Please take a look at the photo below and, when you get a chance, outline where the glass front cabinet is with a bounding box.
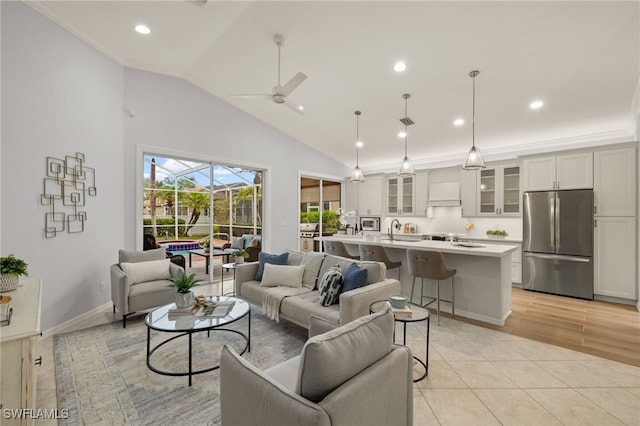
[387,176,414,215]
[477,163,521,216]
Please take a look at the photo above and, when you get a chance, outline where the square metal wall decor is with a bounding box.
[40,152,97,238]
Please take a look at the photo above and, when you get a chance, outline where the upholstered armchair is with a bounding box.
[143,233,186,268]
[222,234,262,262]
[111,248,183,328]
[220,308,413,426]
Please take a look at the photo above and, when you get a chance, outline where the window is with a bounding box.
[142,153,263,247]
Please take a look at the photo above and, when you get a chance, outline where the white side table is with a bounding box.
[221,262,238,296]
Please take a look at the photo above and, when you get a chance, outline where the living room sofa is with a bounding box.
[234,250,401,328]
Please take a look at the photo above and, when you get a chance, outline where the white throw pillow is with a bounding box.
[260,263,305,288]
[120,258,171,284]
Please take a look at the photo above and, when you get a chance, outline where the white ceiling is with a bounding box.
[27,1,640,173]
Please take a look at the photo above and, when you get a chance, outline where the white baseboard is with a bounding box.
[41,301,113,338]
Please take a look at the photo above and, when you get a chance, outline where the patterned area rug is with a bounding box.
[54,308,308,426]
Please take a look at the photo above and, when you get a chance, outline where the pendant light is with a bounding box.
[350,111,365,183]
[463,70,486,170]
[398,93,415,176]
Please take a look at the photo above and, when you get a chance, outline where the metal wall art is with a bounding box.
[40,152,97,238]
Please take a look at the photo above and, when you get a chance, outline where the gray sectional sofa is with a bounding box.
[234,250,401,328]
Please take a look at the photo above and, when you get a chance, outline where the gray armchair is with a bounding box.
[110,248,183,328]
[220,308,413,426]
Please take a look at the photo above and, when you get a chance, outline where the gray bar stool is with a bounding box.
[406,249,456,325]
[358,244,401,280]
[323,240,359,259]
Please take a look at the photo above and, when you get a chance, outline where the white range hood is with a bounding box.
[427,182,461,207]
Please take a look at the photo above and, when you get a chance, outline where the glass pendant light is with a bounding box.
[463,70,486,170]
[398,93,415,176]
[350,111,365,183]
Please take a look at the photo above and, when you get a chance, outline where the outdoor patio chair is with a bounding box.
[143,233,186,269]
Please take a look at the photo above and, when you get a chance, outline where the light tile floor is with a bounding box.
[34,280,640,425]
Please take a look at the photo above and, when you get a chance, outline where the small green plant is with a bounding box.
[233,248,249,259]
[486,229,509,237]
[168,272,200,294]
[0,255,28,276]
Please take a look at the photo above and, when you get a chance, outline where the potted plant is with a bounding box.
[0,254,28,292]
[203,238,211,253]
[486,229,509,239]
[233,248,249,264]
[168,272,201,308]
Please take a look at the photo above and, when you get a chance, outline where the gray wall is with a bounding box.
[1,2,349,330]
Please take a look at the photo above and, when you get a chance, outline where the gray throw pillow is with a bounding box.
[230,236,244,249]
[318,265,343,306]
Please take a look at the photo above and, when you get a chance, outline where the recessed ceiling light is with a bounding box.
[134,24,151,35]
[398,131,407,138]
[298,105,304,111]
[530,100,544,109]
[394,62,407,72]
[454,118,464,126]
[356,141,364,148]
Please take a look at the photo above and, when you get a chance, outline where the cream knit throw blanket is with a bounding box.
[262,286,311,322]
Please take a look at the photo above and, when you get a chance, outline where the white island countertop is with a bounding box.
[319,235,517,326]
[321,235,519,258]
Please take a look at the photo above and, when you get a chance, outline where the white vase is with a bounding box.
[175,291,195,308]
[235,256,245,264]
[0,274,19,293]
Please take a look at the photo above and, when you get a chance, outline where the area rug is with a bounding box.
[54,310,308,426]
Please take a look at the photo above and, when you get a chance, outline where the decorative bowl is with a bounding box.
[388,294,408,309]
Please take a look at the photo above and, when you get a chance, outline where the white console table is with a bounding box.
[0,278,42,426]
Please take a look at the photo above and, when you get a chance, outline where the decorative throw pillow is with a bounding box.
[260,263,305,288]
[120,258,171,285]
[230,236,244,249]
[255,252,289,281]
[248,238,260,248]
[341,263,368,293]
[318,265,343,306]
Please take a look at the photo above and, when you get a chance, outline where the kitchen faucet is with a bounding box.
[389,219,401,241]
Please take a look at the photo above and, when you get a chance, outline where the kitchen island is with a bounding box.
[320,235,519,325]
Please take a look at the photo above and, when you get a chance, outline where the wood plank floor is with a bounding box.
[445,288,640,367]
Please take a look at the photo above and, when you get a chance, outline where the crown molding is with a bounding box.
[25,1,126,66]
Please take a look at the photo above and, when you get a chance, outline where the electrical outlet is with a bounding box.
[100,281,105,291]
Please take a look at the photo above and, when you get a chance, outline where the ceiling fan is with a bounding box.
[230,34,307,115]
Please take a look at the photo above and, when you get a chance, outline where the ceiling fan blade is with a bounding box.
[279,72,307,97]
[229,94,272,100]
[284,97,305,115]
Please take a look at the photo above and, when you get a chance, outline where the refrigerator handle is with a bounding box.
[524,253,591,263]
[554,194,560,251]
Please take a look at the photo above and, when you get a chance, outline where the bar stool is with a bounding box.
[323,240,359,259]
[358,244,402,280]
[406,249,456,325]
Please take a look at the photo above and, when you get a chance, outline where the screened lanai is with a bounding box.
[142,154,263,250]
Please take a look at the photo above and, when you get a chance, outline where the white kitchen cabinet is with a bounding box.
[594,216,637,300]
[477,163,521,216]
[1,279,42,426]
[522,152,593,191]
[387,175,414,215]
[460,169,477,217]
[594,147,637,217]
[414,172,429,216]
[344,180,360,215]
[358,175,383,216]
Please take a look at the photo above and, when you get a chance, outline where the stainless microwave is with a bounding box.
[360,216,380,231]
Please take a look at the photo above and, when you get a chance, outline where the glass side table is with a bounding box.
[370,300,430,382]
[221,262,238,296]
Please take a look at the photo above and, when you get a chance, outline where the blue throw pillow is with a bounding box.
[341,263,368,293]
[255,252,289,281]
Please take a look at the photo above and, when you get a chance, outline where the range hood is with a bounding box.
[427,182,461,207]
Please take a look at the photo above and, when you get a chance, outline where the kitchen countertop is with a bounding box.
[457,235,523,243]
[321,235,518,258]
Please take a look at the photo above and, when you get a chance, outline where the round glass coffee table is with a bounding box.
[145,295,250,386]
[370,300,430,382]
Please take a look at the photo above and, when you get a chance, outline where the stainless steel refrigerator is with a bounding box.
[522,189,594,300]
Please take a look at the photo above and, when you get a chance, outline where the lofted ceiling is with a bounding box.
[26,1,640,173]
